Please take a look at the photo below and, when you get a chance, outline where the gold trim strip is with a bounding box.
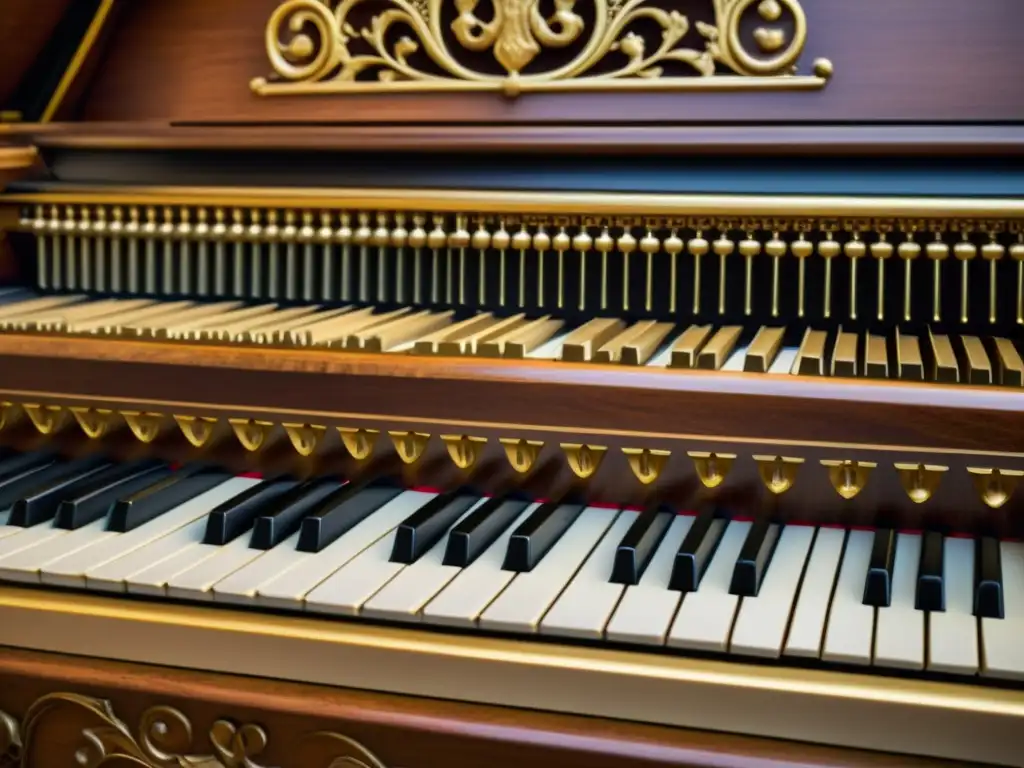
[4,186,1024,220]
[40,0,118,123]
[0,586,1017,765]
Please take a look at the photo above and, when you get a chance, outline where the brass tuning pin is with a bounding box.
[408,214,425,305]
[512,223,531,308]
[449,215,471,306]
[713,229,734,316]
[954,229,977,324]
[1011,229,1024,324]
[617,226,636,313]
[595,226,613,310]
[818,231,840,319]
[981,230,1005,325]
[844,230,867,321]
[688,230,709,315]
[492,221,510,308]
[533,225,551,308]
[372,212,390,304]
[470,219,490,307]
[926,227,949,323]
[765,231,786,318]
[664,228,683,314]
[574,224,594,312]
[791,232,812,319]
[641,228,660,313]
[427,215,446,304]
[739,232,762,317]
[897,229,920,323]
[553,226,570,310]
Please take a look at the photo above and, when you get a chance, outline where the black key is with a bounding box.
[916,530,946,612]
[443,496,529,568]
[863,528,897,607]
[0,456,66,504]
[729,519,782,597]
[668,506,726,593]
[108,466,232,533]
[0,451,57,483]
[249,477,341,550]
[54,460,169,530]
[391,491,481,564]
[298,483,402,553]
[610,504,674,585]
[7,456,113,527]
[203,477,298,546]
[975,536,1004,619]
[503,501,585,573]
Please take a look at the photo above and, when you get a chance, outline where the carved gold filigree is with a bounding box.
[229,419,276,452]
[561,443,606,479]
[622,447,669,485]
[687,450,734,489]
[283,422,327,456]
[251,0,832,98]
[338,427,379,460]
[499,437,543,473]
[968,467,1023,510]
[71,407,118,440]
[0,401,21,432]
[441,434,487,470]
[895,462,948,505]
[0,694,388,768]
[821,459,875,500]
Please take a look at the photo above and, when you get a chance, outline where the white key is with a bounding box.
[667,520,749,651]
[90,478,259,594]
[479,507,618,633]
[0,508,32,542]
[71,477,255,590]
[720,345,748,372]
[421,503,539,628]
[0,516,109,584]
[526,330,570,360]
[821,530,874,665]
[784,527,845,658]
[873,533,925,670]
[981,541,1024,680]
[928,536,979,675]
[165,528,268,601]
[257,490,432,610]
[769,346,799,375]
[730,525,815,658]
[304,532,407,615]
[212,531,305,606]
[0,521,67,563]
[605,515,694,645]
[540,510,638,639]
[360,501,486,622]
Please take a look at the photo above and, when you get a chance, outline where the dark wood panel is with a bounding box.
[77,0,1024,124]
[0,648,981,767]
[0,0,73,107]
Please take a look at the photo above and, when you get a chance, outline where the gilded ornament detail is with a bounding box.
[251,0,831,97]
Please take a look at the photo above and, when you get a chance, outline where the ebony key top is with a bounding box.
[297,482,402,553]
[610,503,674,585]
[503,500,585,572]
[250,477,342,550]
[0,451,57,482]
[668,505,726,593]
[916,530,945,612]
[391,490,481,564]
[863,528,897,607]
[55,460,169,530]
[975,536,1004,619]
[7,456,112,527]
[203,477,298,546]
[729,518,782,598]
[444,495,529,568]
[108,466,233,533]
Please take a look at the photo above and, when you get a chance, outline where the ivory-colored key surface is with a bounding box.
[284,306,388,345]
[794,329,827,376]
[121,301,243,337]
[873,533,925,671]
[830,328,857,377]
[560,317,627,362]
[696,326,742,370]
[0,294,86,323]
[360,310,454,352]
[928,330,959,383]
[14,298,153,332]
[243,306,352,344]
[896,330,924,381]
[593,322,652,364]
[864,333,888,378]
[743,326,785,373]
[227,306,321,342]
[438,313,527,356]
[67,300,195,335]
[991,338,1024,387]
[959,336,992,385]
[477,317,562,358]
[205,305,317,342]
[667,325,712,369]
[159,303,278,339]
[620,322,675,366]
[341,309,431,350]
[413,313,493,355]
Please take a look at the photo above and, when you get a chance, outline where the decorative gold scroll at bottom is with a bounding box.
[0,694,387,768]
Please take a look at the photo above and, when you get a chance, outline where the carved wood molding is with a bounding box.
[0,694,387,768]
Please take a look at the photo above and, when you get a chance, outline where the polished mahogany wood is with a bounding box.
[68,0,1024,125]
[0,648,981,768]
[0,0,73,108]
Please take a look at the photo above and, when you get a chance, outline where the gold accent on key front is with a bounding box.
[562,443,607,479]
[895,463,948,505]
[389,431,431,464]
[442,434,488,470]
[500,438,544,474]
[968,467,1024,510]
[754,454,803,494]
[174,415,220,448]
[283,423,326,456]
[688,451,735,489]
[70,407,116,439]
[338,427,379,460]
[623,447,670,485]
[22,404,68,435]
[821,459,876,500]
[121,411,164,443]
[229,419,276,452]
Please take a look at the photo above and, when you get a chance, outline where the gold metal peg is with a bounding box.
[954,233,977,324]
[623,447,670,486]
[896,231,920,323]
[282,423,326,457]
[174,415,219,448]
[926,228,949,323]
[687,451,735,489]
[713,232,734,316]
[499,438,544,474]
[229,418,275,452]
[23,404,68,435]
[338,427,379,460]
[561,443,607,479]
[981,233,1005,325]
[389,431,431,464]
[70,407,116,440]
[0,402,20,431]
[821,459,876,500]
[968,467,1023,510]
[895,463,948,504]
[441,435,487,470]
[1010,228,1024,324]
[121,411,164,443]
[765,232,786,318]
[818,232,840,319]
[791,232,813,319]
[753,455,804,495]
[844,230,867,321]
[688,231,709,315]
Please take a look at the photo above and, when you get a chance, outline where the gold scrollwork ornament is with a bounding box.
[0,693,388,768]
[252,0,832,98]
